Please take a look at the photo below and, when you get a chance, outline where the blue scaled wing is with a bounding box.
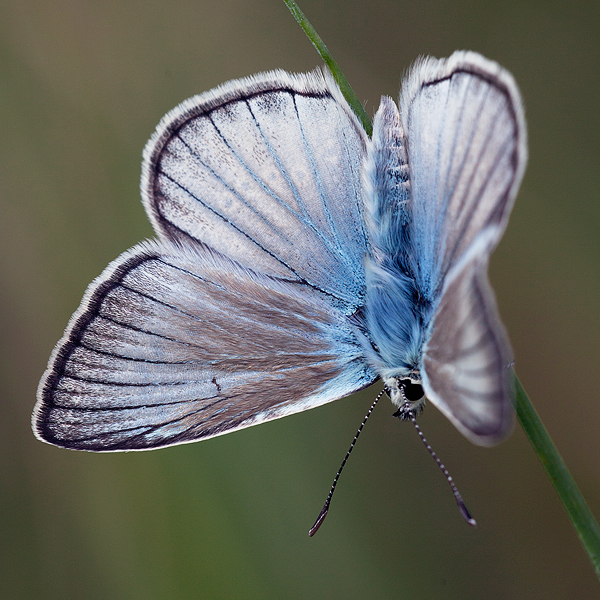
[404,52,527,445]
[33,71,376,451]
[400,51,527,298]
[142,69,369,306]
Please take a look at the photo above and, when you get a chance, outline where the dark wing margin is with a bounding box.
[33,242,376,451]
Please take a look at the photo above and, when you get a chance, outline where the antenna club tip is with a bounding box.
[308,507,329,537]
[457,501,477,527]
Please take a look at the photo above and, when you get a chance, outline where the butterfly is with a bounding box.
[33,50,527,453]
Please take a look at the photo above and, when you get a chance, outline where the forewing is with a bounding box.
[142,69,368,306]
[421,232,514,445]
[400,51,527,298]
[33,242,376,451]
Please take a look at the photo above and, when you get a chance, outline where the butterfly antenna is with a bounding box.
[308,389,385,537]
[401,407,477,527]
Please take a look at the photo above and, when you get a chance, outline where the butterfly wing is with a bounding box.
[33,242,376,451]
[403,52,526,444]
[401,51,527,299]
[420,231,515,445]
[141,69,369,306]
[34,70,377,451]
[364,52,526,444]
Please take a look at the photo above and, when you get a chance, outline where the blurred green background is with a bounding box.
[1,0,599,598]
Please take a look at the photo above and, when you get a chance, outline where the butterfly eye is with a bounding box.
[400,380,424,402]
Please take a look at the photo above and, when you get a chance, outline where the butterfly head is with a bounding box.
[384,374,426,419]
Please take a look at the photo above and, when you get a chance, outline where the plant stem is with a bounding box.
[512,374,600,579]
[282,0,373,137]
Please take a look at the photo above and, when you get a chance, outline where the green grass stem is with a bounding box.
[512,373,600,578]
[282,0,372,136]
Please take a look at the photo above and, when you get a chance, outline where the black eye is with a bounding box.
[400,379,424,401]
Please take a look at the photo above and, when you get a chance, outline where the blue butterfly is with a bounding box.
[33,51,526,452]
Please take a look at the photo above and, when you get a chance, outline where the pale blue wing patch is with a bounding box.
[400,51,527,299]
[33,241,376,451]
[420,230,514,446]
[141,69,368,306]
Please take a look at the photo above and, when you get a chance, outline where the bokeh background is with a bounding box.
[2,1,599,598]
